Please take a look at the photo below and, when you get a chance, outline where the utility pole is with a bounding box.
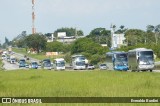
[32,0,36,34]
[110,24,114,49]
[75,27,77,39]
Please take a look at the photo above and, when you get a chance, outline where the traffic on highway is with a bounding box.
[1,48,160,72]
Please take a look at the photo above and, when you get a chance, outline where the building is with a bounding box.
[112,34,126,48]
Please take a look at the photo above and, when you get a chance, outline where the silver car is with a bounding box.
[87,64,95,70]
[99,64,107,70]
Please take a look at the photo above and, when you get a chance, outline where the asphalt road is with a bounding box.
[3,58,160,72]
[2,52,160,72]
[2,52,41,71]
[2,60,19,70]
[13,52,40,63]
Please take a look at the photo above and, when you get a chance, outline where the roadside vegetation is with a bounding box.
[12,47,65,61]
[6,25,159,65]
[0,59,4,70]
[0,70,160,106]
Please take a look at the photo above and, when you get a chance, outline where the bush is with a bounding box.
[90,54,101,65]
[64,52,71,63]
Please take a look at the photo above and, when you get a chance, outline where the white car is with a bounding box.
[1,54,6,60]
[87,64,95,70]
[99,64,107,70]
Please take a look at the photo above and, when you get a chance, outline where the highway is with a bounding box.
[2,60,19,70]
[13,52,40,63]
[2,52,41,71]
[1,52,160,72]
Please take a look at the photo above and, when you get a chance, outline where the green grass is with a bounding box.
[155,64,160,70]
[0,70,160,106]
[0,59,4,71]
[12,48,64,60]
[12,48,27,55]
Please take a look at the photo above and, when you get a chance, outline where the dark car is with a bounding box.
[19,59,26,68]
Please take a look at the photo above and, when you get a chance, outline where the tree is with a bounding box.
[5,37,9,44]
[125,29,145,46]
[46,41,64,52]
[115,25,127,34]
[54,27,84,37]
[25,34,47,53]
[2,37,11,48]
[71,38,109,55]
[146,25,154,32]
[71,37,109,64]
[146,24,160,45]
[154,24,160,45]
[87,28,111,46]
[12,31,27,48]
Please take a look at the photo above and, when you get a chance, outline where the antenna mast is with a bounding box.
[32,0,36,34]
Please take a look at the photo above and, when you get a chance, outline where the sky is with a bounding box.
[0,0,160,43]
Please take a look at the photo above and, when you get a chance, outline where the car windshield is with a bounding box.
[100,64,106,66]
[89,64,93,66]
[32,62,38,65]
[20,60,25,63]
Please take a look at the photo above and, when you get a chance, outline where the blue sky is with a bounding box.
[0,0,160,43]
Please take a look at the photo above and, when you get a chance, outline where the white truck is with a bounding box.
[54,58,65,70]
[71,55,88,70]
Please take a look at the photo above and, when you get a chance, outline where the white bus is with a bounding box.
[54,58,65,70]
[128,48,154,72]
[71,55,88,70]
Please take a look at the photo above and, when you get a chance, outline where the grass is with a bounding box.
[155,64,160,70]
[0,59,4,71]
[155,58,160,62]
[12,48,64,61]
[0,70,160,106]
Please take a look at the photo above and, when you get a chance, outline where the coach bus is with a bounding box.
[54,58,65,70]
[106,51,128,71]
[128,48,154,72]
[71,55,88,70]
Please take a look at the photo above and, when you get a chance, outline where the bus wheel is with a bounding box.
[150,70,152,72]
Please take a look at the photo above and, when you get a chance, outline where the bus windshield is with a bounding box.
[56,61,65,67]
[78,57,85,61]
[115,54,128,65]
[44,62,51,67]
[139,51,154,65]
[76,61,85,66]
